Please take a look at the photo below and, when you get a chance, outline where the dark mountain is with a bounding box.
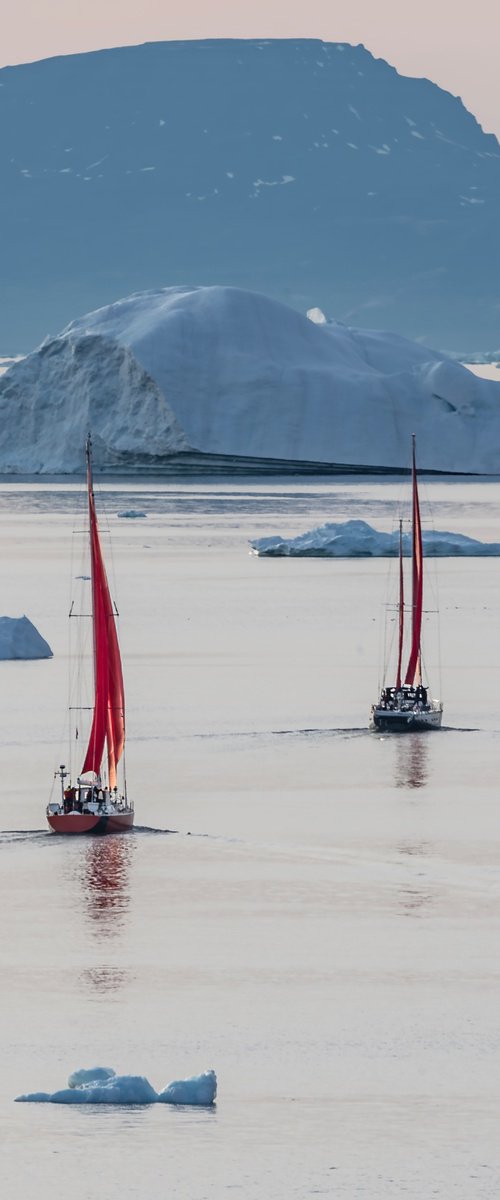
[1,38,499,351]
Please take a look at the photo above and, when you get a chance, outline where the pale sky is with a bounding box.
[2,0,499,137]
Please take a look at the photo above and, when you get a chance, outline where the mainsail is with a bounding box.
[404,436,423,687]
[81,438,125,788]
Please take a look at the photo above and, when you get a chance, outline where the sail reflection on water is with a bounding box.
[393,733,429,789]
[82,834,134,930]
[80,965,130,994]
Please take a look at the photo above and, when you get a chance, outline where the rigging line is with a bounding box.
[418,472,441,611]
[94,467,120,609]
[436,591,443,703]
[380,438,423,691]
[67,499,79,773]
[383,606,398,687]
[379,580,386,696]
[70,463,89,772]
[66,471,89,778]
[417,472,443,700]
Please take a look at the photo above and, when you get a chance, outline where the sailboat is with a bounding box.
[370,436,443,733]
[47,435,134,833]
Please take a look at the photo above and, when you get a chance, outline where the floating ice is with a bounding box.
[15,1067,217,1106]
[251,520,500,558]
[0,615,53,660]
[158,1071,218,1106]
[2,286,500,475]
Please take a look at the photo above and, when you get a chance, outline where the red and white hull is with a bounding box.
[47,809,134,835]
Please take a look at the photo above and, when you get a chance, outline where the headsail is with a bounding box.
[404,436,423,687]
[81,437,125,788]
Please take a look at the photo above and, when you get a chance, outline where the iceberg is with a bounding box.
[157,1071,218,1106]
[1,286,500,475]
[251,520,500,558]
[15,1067,217,1107]
[0,616,53,660]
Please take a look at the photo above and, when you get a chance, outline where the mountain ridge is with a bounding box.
[1,38,499,351]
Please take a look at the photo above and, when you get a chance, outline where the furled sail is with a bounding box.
[404,437,423,687]
[81,439,125,787]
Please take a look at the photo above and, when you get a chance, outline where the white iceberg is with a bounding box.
[15,1067,217,1107]
[0,615,53,660]
[251,520,500,557]
[1,286,500,474]
[157,1071,218,1106]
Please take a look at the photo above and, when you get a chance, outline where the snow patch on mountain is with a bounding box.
[1,286,500,474]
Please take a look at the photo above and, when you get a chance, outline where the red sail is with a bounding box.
[81,448,125,788]
[404,439,423,687]
[395,519,404,690]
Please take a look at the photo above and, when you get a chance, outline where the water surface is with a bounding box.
[1,476,499,1198]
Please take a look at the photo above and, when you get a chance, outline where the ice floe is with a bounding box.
[15,1067,217,1106]
[0,615,53,660]
[251,520,500,558]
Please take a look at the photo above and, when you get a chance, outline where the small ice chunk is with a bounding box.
[158,1070,217,1106]
[307,307,327,324]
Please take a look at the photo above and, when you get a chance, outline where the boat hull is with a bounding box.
[47,810,134,835]
[370,706,443,733]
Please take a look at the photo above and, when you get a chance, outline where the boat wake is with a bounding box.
[192,725,372,742]
[132,825,178,836]
[270,726,369,739]
[0,829,53,845]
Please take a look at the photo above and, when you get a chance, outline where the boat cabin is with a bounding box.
[378,684,428,712]
[50,776,126,816]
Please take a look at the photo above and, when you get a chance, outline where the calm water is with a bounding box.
[1,475,500,1198]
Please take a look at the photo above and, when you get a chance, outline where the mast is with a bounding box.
[81,434,125,788]
[395,518,404,690]
[404,434,423,687]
